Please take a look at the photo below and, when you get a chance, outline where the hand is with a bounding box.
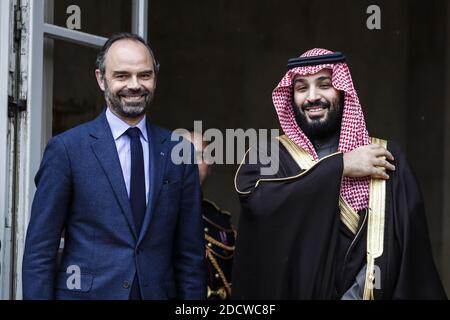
[343,144,396,179]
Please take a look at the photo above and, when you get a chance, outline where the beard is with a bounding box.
[104,81,154,118]
[293,92,344,140]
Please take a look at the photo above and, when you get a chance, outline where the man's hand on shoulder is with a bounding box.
[343,144,395,179]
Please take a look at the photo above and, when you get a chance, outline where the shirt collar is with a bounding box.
[106,107,148,142]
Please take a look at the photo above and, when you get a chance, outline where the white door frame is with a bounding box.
[0,0,13,300]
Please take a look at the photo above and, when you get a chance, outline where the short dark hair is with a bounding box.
[95,32,159,78]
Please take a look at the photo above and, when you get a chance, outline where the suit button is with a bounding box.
[123,280,130,289]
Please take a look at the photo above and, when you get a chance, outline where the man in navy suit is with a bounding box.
[22,33,207,299]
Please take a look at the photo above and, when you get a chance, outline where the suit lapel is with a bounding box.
[90,112,138,239]
[137,121,169,245]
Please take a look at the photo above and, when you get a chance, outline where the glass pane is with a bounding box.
[52,39,104,136]
[48,0,132,38]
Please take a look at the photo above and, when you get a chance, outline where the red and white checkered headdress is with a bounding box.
[272,48,370,212]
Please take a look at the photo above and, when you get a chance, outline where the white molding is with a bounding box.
[0,0,12,300]
[10,0,47,300]
[132,0,148,41]
[43,23,106,48]
[43,0,54,151]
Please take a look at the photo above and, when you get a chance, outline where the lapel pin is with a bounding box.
[160,152,165,156]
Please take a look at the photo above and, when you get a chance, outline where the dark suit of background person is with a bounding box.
[22,33,207,300]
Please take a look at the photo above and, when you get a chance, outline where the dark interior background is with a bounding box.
[50,0,450,295]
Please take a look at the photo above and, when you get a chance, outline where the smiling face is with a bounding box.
[95,39,156,124]
[292,68,343,139]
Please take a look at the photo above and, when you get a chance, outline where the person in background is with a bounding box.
[183,130,236,300]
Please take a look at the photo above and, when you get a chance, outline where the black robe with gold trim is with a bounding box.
[232,139,447,299]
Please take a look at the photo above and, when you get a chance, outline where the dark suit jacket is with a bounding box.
[22,111,206,299]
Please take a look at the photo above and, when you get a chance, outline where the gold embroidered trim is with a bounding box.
[205,233,235,252]
[206,249,232,298]
[207,286,227,299]
[339,197,360,235]
[363,137,387,300]
[276,135,315,169]
[234,148,341,195]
